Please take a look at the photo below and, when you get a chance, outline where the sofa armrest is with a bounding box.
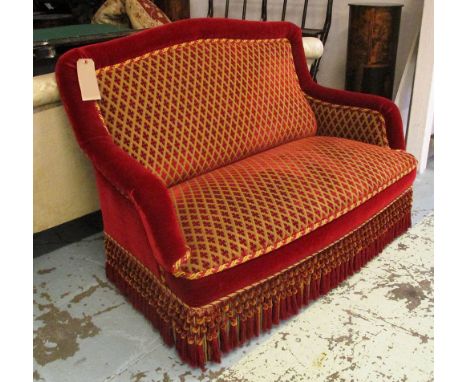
[84,136,189,272]
[54,46,188,273]
[302,85,406,150]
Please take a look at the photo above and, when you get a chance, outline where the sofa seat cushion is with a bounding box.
[170,136,417,279]
[163,173,415,307]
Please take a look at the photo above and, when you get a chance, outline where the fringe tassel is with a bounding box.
[254,310,261,337]
[209,336,221,363]
[320,272,331,294]
[220,325,230,353]
[262,304,272,331]
[310,278,320,300]
[104,193,412,368]
[272,299,280,325]
[296,287,303,309]
[291,293,299,316]
[175,332,188,362]
[247,315,255,340]
[239,319,247,345]
[161,320,174,346]
[197,342,205,368]
[303,280,310,305]
[187,341,198,367]
[230,321,238,349]
[279,298,287,320]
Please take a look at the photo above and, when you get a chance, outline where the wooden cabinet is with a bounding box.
[345,4,402,99]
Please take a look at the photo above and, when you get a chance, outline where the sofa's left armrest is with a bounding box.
[54,46,189,274]
[303,84,406,150]
[83,136,189,273]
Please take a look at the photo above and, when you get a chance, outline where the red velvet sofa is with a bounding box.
[56,18,417,368]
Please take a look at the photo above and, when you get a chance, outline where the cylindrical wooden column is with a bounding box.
[345,3,402,99]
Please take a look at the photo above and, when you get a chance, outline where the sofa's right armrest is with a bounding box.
[302,84,406,150]
[304,93,389,148]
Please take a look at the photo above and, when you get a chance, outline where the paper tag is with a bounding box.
[77,59,101,101]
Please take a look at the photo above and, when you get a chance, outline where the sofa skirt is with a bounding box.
[104,188,412,368]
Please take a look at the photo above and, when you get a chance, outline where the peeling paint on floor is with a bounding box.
[34,303,100,366]
[33,212,433,381]
[386,282,428,311]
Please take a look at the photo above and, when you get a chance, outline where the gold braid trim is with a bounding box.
[105,188,412,367]
[304,94,390,148]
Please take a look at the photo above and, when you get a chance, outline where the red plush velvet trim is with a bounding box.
[163,169,416,307]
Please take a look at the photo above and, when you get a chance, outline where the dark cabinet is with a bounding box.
[345,4,402,99]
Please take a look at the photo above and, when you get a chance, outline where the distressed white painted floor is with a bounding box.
[34,155,433,382]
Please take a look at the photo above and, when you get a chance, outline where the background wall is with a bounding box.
[189,0,424,95]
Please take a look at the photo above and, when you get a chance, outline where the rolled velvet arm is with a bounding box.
[302,84,406,150]
[289,27,406,151]
[81,136,189,272]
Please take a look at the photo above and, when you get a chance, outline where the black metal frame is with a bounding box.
[207,0,333,80]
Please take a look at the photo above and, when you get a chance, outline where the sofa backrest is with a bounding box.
[95,36,316,186]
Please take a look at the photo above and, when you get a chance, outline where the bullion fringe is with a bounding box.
[105,189,413,368]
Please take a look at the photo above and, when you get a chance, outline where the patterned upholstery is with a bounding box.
[95,38,317,187]
[305,95,390,148]
[170,136,416,279]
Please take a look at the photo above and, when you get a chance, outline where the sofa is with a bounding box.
[55,18,417,368]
